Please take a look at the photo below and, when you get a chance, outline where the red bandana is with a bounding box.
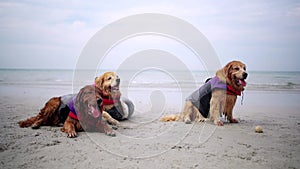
[93,83,121,105]
[226,85,242,96]
[100,92,121,105]
[102,98,120,105]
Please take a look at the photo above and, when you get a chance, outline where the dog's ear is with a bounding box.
[224,62,232,78]
[216,62,233,83]
[74,87,85,113]
[94,75,104,90]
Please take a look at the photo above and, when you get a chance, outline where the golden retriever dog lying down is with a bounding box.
[160,61,248,126]
[18,72,134,137]
[61,84,115,137]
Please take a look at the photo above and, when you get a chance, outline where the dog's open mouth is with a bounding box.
[88,104,101,118]
[109,85,119,91]
[236,78,247,87]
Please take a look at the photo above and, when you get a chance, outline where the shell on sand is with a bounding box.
[255,125,263,133]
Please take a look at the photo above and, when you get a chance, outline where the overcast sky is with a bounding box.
[1,0,300,71]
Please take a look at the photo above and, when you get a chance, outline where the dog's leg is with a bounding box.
[32,97,61,128]
[181,101,193,124]
[96,120,116,137]
[210,89,226,126]
[193,106,207,122]
[18,116,39,128]
[61,117,77,138]
[210,100,223,126]
[18,97,61,128]
[102,111,120,125]
[224,95,238,123]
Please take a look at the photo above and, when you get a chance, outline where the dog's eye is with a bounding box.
[234,67,239,71]
[244,67,246,71]
[97,98,102,105]
[107,77,112,80]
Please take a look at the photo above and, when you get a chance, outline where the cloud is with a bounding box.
[0,0,300,70]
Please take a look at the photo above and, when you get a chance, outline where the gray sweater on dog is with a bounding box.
[186,76,226,118]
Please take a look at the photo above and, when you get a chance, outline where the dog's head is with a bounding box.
[216,61,248,91]
[75,85,103,120]
[95,72,121,99]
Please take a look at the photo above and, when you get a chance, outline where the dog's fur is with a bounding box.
[160,61,248,126]
[61,85,115,137]
[18,71,132,137]
[94,72,133,125]
[18,97,63,128]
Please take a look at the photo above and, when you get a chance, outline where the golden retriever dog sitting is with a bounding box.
[160,61,248,126]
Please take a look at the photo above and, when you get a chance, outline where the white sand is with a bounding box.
[0,84,299,169]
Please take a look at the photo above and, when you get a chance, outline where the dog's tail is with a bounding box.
[160,114,180,122]
[18,116,39,128]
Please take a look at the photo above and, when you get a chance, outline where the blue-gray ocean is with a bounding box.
[0,69,299,92]
[1,68,299,118]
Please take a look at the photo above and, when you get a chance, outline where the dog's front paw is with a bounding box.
[61,127,77,138]
[109,119,120,126]
[229,118,239,123]
[214,120,223,126]
[184,117,192,124]
[105,130,116,137]
[195,118,208,122]
[67,131,77,138]
[103,124,116,137]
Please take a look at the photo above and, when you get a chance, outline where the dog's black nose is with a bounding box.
[243,72,248,79]
[116,78,120,83]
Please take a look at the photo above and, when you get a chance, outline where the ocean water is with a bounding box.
[1,69,299,115]
[0,69,300,93]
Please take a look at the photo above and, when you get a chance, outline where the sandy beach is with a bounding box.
[0,82,299,169]
[2,0,300,168]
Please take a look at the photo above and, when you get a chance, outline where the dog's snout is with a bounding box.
[243,72,248,79]
[116,77,120,83]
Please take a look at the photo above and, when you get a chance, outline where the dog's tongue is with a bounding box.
[90,106,100,118]
[112,86,119,91]
[239,79,247,86]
